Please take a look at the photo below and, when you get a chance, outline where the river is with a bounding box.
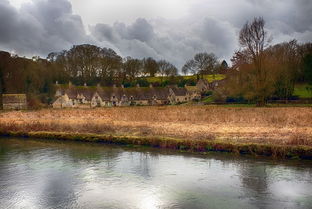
[0,137,312,209]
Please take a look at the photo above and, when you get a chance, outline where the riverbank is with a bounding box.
[1,131,312,159]
[0,106,312,158]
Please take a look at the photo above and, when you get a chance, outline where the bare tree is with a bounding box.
[182,52,219,78]
[123,57,142,82]
[268,40,300,101]
[142,57,159,77]
[182,60,196,75]
[239,17,272,106]
[158,60,177,79]
[99,48,122,85]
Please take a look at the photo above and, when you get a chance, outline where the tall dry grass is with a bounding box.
[0,106,312,146]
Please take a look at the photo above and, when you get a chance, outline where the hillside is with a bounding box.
[146,74,226,83]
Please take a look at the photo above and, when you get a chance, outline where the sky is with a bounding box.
[1,0,312,69]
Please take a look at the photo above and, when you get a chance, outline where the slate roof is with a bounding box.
[64,88,77,100]
[2,94,26,103]
[170,87,188,96]
[75,88,95,100]
[55,85,188,101]
[97,88,112,101]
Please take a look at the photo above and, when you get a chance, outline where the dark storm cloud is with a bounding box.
[90,16,237,68]
[90,19,160,60]
[0,0,90,56]
[0,0,311,69]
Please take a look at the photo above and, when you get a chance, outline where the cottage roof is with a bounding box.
[170,87,188,96]
[2,94,26,103]
[152,87,170,100]
[76,88,95,100]
[97,88,112,101]
[185,86,198,92]
[64,88,78,100]
[125,87,150,100]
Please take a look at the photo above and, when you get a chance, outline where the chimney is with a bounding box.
[136,83,140,88]
[149,84,153,88]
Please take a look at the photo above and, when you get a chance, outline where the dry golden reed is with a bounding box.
[0,106,311,146]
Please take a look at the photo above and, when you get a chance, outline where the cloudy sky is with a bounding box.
[1,0,311,68]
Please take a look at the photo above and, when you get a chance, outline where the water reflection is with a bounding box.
[0,137,312,209]
[239,162,270,208]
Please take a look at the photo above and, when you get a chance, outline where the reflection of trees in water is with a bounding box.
[125,151,160,179]
[239,162,270,208]
[137,152,152,178]
[56,143,123,173]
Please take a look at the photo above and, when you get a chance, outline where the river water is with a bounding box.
[0,137,312,209]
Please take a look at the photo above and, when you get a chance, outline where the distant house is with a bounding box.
[2,94,27,110]
[196,79,210,92]
[185,85,201,101]
[168,87,190,104]
[195,78,226,92]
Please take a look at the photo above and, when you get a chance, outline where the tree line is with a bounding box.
[47,45,180,87]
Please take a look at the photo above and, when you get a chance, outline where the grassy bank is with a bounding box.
[294,83,312,98]
[0,106,312,158]
[1,131,312,159]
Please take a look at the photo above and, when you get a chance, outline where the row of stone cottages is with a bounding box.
[52,79,224,108]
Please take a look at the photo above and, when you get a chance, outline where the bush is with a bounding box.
[136,79,149,87]
[27,95,43,109]
[202,91,213,97]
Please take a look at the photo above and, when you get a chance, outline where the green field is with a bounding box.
[202,96,214,103]
[293,83,312,98]
[146,74,226,83]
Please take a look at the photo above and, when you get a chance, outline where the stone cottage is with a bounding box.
[168,87,190,104]
[2,94,27,110]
